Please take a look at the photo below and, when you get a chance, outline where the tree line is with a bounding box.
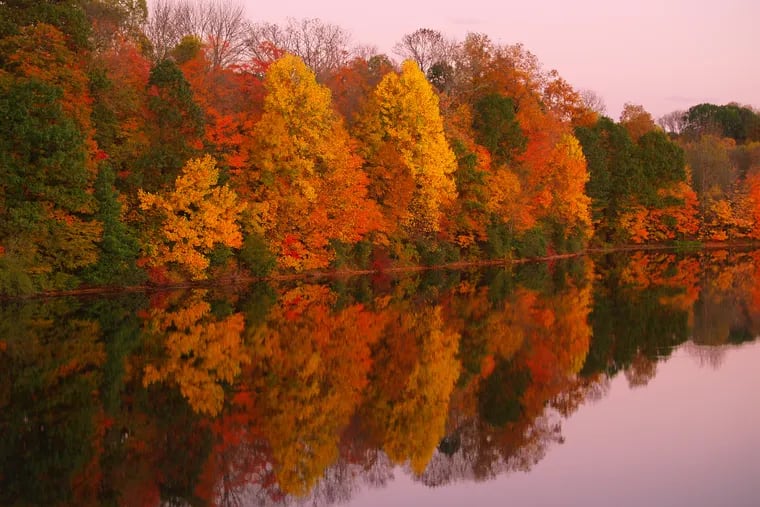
[1,0,759,294]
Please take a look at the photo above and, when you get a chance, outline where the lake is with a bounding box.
[1,249,759,506]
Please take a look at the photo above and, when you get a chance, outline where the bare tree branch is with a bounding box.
[580,89,607,116]
[247,18,352,79]
[145,0,250,66]
[393,28,455,74]
[657,110,687,134]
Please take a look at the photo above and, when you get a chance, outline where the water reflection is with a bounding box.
[142,290,249,416]
[1,250,759,505]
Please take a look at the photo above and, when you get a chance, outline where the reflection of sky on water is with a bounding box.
[349,340,760,507]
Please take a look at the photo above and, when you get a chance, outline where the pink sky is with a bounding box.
[240,0,760,120]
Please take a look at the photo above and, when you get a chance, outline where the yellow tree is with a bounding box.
[486,169,531,232]
[355,60,457,237]
[546,133,592,233]
[244,54,383,271]
[138,155,246,280]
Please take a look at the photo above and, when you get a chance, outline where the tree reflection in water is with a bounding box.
[1,250,760,506]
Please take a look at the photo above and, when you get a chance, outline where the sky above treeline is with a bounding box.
[239,0,760,120]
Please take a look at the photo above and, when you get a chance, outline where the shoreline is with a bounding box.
[7,241,760,300]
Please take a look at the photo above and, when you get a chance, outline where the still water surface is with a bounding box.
[1,250,759,506]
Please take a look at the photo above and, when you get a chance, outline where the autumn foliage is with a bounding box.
[2,3,760,294]
[244,55,383,271]
[8,3,760,507]
[355,60,457,237]
[138,155,245,280]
